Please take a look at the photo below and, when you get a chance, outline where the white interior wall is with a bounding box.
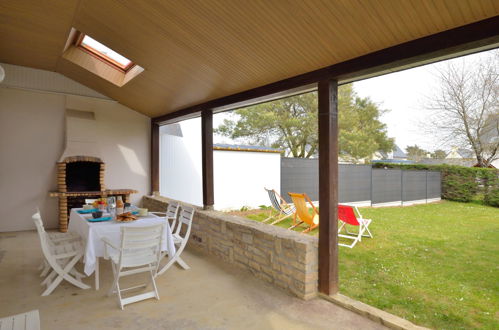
[0,62,109,100]
[0,65,150,231]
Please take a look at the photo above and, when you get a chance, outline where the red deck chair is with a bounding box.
[338,205,373,248]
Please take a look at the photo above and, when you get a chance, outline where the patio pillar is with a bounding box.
[318,78,339,296]
[151,121,160,195]
[202,109,214,209]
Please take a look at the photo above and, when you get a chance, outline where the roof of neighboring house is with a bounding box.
[161,123,183,137]
[377,144,407,160]
[213,144,282,153]
[456,149,474,159]
[482,114,499,144]
[393,145,407,159]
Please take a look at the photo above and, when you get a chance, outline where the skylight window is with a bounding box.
[77,35,133,71]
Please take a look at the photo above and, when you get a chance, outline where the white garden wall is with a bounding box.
[159,121,281,210]
[159,119,203,207]
[214,149,280,210]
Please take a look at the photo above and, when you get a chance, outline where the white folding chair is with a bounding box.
[337,205,373,248]
[102,224,164,310]
[32,212,90,296]
[157,206,194,276]
[33,209,81,277]
[151,201,180,232]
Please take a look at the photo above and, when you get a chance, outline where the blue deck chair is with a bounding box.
[263,188,296,225]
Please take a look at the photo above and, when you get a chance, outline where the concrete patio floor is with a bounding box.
[0,231,386,330]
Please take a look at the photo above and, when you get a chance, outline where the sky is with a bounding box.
[353,50,492,152]
[208,50,495,153]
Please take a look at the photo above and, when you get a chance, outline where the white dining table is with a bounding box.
[68,208,175,290]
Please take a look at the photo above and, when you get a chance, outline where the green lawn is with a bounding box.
[239,201,499,329]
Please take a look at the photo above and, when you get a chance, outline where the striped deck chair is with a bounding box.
[263,188,295,225]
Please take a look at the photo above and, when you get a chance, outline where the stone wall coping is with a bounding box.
[144,195,318,245]
[321,294,429,330]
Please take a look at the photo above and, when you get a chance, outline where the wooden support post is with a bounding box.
[201,109,214,209]
[151,121,160,195]
[318,78,339,295]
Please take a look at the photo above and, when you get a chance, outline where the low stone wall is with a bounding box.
[143,195,319,299]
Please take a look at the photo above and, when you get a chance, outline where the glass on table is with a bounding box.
[124,203,131,213]
[107,197,117,219]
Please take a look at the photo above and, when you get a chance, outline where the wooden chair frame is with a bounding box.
[288,192,319,233]
[263,188,295,225]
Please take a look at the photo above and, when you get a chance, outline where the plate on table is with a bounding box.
[116,212,138,222]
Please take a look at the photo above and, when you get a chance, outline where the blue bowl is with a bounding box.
[92,211,103,219]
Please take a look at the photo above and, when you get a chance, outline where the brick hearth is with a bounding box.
[49,156,137,232]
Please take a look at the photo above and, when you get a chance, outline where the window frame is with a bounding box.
[75,33,135,72]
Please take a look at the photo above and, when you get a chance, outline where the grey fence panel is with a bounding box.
[402,170,427,202]
[372,169,402,204]
[281,161,372,203]
[281,158,442,205]
[338,164,371,203]
[281,158,318,202]
[426,171,441,199]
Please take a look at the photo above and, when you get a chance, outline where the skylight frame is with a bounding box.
[75,33,135,72]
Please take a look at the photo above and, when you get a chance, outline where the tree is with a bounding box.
[215,84,394,162]
[338,86,395,163]
[215,91,318,158]
[406,145,429,161]
[424,50,499,167]
[431,149,447,159]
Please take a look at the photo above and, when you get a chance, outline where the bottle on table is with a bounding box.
[116,196,124,215]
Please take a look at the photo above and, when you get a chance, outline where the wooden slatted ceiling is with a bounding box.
[1,0,498,117]
[0,1,79,69]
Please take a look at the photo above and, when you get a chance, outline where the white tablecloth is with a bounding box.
[68,209,175,276]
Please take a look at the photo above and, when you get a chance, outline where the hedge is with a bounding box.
[373,163,499,206]
[483,170,499,207]
[484,186,499,207]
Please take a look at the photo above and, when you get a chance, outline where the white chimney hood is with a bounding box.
[59,109,101,161]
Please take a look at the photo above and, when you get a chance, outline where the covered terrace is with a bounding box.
[1,1,498,329]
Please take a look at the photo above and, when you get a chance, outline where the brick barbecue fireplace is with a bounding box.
[49,110,137,232]
[50,156,137,232]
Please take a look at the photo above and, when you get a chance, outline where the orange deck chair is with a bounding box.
[287,192,319,233]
